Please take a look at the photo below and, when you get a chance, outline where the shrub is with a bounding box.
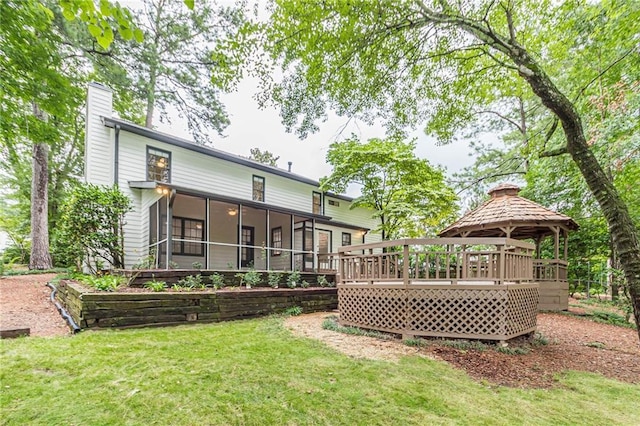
[236,269,262,288]
[56,184,132,273]
[317,275,331,287]
[177,274,205,290]
[287,270,301,288]
[267,271,282,288]
[300,280,310,288]
[192,261,203,269]
[209,273,225,289]
[145,280,166,292]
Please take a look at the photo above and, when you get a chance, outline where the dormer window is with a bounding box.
[147,147,171,183]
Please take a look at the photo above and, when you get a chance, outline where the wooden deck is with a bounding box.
[336,238,540,341]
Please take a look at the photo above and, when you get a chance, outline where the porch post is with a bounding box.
[205,198,210,269]
[166,190,176,269]
[266,209,270,270]
[290,214,295,271]
[237,203,242,269]
[312,218,316,271]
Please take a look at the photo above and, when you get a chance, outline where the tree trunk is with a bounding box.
[509,48,640,340]
[428,8,640,338]
[29,142,52,270]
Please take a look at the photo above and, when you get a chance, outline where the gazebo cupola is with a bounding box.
[439,183,579,310]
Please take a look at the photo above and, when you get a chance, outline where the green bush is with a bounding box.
[287,270,301,288]
[267,271,282,288]
[209,273,225,289]
[236,269,261,288]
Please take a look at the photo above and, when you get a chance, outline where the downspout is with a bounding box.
[47,282,81,333]
[114,124,120,185]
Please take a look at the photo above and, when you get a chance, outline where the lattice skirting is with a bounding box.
[338,284,539,341]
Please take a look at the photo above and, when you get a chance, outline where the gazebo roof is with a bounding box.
[439,183,579,239]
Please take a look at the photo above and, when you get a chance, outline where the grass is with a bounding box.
[1,318,640,425]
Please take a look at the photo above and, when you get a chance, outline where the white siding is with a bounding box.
[84,84,114,185]
[85,83,381,268]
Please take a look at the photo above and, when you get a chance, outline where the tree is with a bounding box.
[320,136,457,240]
[57,184,132,273]
[0,1,88,269]
[248,147,280,167]
[82,0,245,144]
[258,1,640,337]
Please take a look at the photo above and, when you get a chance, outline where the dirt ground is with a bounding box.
[0,274,70,337]
[2,274,639,388]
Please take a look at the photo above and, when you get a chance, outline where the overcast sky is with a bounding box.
[156,76,477,197]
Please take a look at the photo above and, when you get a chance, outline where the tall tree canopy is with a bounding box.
[320,136,457,240]
[83,0,245,144]
[248,147,280,166]
[254,0,640,337]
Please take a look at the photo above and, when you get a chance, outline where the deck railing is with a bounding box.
[338,238,535,285]
[336,238,539,341]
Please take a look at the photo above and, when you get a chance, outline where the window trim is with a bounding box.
[342,232,352,247]
[146,145,172,183]
[312,191,323,215]
[271,226,282,256]
[252,175,265,202]
[161,215,205,256]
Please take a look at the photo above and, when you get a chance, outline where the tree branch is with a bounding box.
[539,146,568,158]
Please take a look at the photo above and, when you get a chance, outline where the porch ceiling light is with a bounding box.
[227,208,237,216]
[156,186,170,195]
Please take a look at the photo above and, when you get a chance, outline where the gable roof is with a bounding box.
[439,183,579,238]
[102,116,354,202]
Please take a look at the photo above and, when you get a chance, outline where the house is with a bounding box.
[84,83,381,270]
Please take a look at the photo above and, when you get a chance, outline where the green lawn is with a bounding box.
[1,318,639,425]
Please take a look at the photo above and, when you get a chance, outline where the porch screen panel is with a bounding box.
[269,211,292,271]
[209,200,239,269]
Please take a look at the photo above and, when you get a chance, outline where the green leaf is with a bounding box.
[133,28,144,43]
[88,24,102,38]
[184,0,195,10]
[120,27,133,40]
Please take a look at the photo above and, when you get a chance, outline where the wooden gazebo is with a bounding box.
[439,183,579,310]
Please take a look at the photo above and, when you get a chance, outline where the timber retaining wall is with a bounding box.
[56,281,337,329]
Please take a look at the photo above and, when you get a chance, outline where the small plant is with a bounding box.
[177,274,205,290]
[191,261,203,269]
[287,270,301,288]
[209,273,225,289]
[284,306,303,316]
[300,280,310,288]
[168,261,179,269]
[145,279,166,292]
[317,275,330,287]
[235,268,261,288]
[439,340,488,352]
[403,338,427,347]
[321,316,393,340]
[171,283,185,292]
[79,274,124,292]
[585,341,606,349]
[132,250,157,269]
[496,345,530,355]
[531,332,549,347]
[267,271,282,288]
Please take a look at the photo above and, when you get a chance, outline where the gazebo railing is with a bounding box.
[533,259,568,281]
[338,238,535,285]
